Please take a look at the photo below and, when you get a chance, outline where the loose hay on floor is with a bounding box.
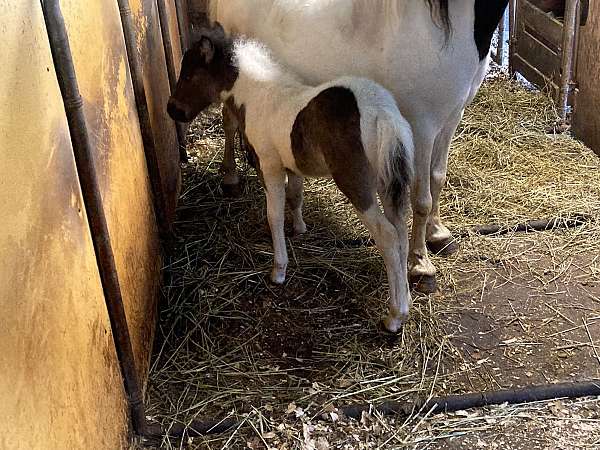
[144,75,600,448]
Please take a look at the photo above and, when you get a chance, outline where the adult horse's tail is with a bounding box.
[377,111,414,210]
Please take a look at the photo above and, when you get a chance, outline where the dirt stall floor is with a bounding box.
[140,75,600,449]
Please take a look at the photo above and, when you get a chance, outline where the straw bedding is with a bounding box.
[143,74,600,448]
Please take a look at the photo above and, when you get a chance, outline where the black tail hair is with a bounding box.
[387,139,412,210]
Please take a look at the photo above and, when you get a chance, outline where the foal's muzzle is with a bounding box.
[167,98,192,122]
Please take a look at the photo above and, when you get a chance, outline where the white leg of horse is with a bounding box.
[263,169,288,284]
[379,193,412,332]
[427,107,464,255]
[356,201,409,333]
[221,106,241,197]
[285,171,306,236]
[409,128,437,293]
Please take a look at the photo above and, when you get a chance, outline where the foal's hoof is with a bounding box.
[221,182,242,198]
[410,274,437,294]
[270,266,287,285]
[427,236,459,256]
[381,315,407,334]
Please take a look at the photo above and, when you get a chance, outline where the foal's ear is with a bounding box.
[199,36,215,64]
[213,21,225,36]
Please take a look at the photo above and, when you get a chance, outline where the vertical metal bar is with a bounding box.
[508,0,517,76]
[40,0,150,435]
[494,9,506,65]
[558,0,579,119]
[117,0,171,238]
[156,0,189,162]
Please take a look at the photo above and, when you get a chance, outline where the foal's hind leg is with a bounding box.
[356,201,410,333]
[378,190,412,332]
[221,105,241,197]
[285,171,306,236]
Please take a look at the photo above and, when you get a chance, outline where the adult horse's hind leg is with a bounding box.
[408,127,437,294]
[427,106,463,256]
[285,171,306,236]
[221,105,242,197]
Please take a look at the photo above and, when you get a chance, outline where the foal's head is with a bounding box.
[167,24,238,122]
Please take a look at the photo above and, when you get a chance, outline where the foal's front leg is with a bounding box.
[263,169,288,284]
[221,105,241,197]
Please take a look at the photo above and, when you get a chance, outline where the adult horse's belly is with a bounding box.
[241,0,483,129]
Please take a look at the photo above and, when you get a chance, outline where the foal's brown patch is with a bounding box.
[224,96,262,175]
[290,87,374,212]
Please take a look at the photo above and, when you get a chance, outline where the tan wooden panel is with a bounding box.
[573,1,600,156]
[0,1,128,448]
[166,0,184,74]
[130,0,182,223]
[60,0,161,382]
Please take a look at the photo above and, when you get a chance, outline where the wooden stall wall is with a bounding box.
[0,1,128,448]
[573,2,600,156]
[60,0,162,381]
[130,0,182,223]
[189,0,208,28]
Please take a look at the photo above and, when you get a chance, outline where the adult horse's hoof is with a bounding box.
[410,273,437,294]
[427,236,459,256]
[221,182,243,198]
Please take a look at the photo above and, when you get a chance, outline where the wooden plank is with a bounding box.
[0,2,128,448]
[512,53,560,96]
[572,0,600,155]
[515,28,562,82]
[520,0,564,50]
[61,0,162,382]
[130,0,182,225]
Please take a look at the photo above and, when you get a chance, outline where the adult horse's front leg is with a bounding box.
[221,105,242,197]
[409,128,437,294]
[426,107,464,256]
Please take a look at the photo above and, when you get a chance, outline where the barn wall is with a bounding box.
[165,0,185,74]
[0,1,128,448]
[189,0,208,28]
[129,0,182,223]
[60,0,162,382]
[573,2,600,156]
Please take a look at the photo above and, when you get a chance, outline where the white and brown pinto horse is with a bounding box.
[202,0,508,294]
[168,30,415,332]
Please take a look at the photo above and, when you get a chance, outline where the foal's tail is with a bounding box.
[377,111,414,210]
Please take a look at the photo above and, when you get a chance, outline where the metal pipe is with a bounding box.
[156,0,189,162]
[340,380,600,420]
[471,213,591,236]
[41,0,154,436]
[161,380,600,437]
[508,0,516,77]
[558,0,579,120]
[117,0,171,238]
[494,9,506,65]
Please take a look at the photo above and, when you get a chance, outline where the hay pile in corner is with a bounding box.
[144,75,600,448]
